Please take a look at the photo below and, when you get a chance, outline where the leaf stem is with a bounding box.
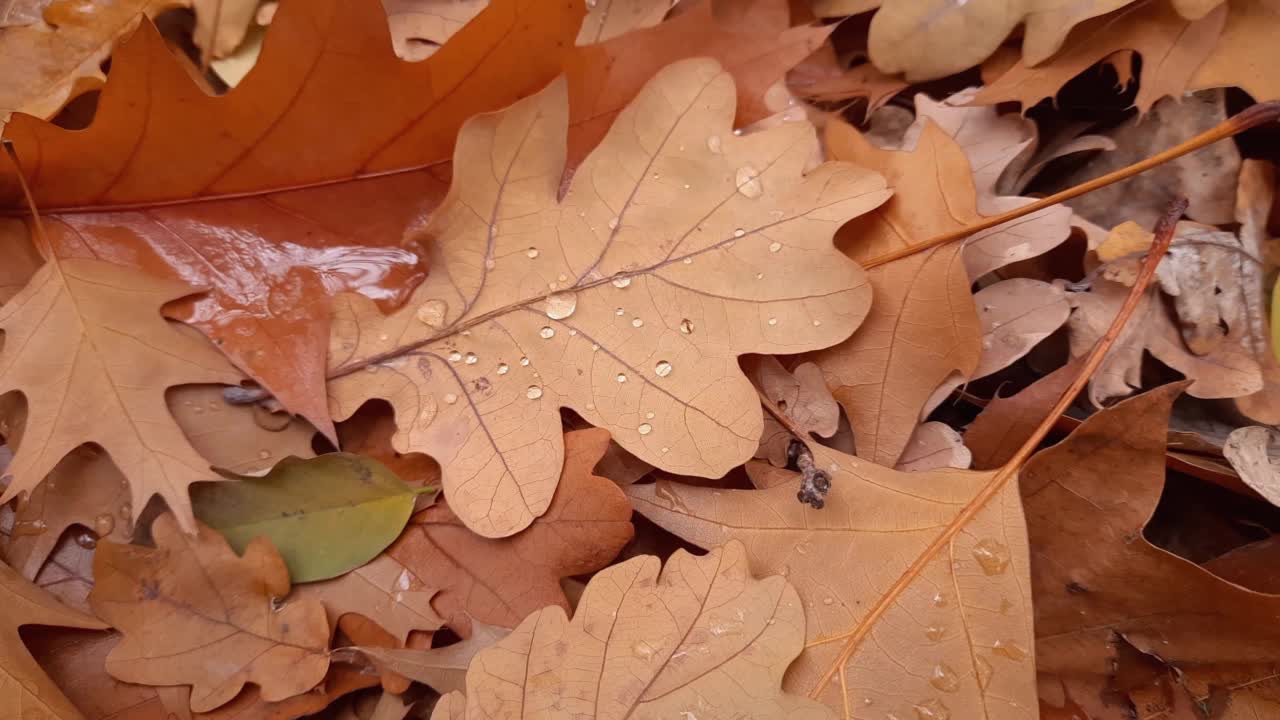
[863,102,1280,269]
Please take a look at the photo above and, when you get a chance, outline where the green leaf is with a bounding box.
[192,453,431,583]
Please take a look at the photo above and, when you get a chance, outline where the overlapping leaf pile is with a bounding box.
[4,1,1280,719]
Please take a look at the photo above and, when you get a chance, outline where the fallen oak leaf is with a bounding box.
[972,278,1070,381]
[1222,425,1280,507]
[327,58,888,537]
[90,512,330,713]
[1021,383,1280,711]
[0,558,108,720]
[0,0,187,120]
[1192,0,1280,101]
[896,420,972,472]
[0,0,585,439]
[385,428,633,636]
[341,621,510,695]
[293,553,443,644]
[628,205,1179,716]
[971,1,1227,113]
[0,258,242,533]
[963,356,1085,470]
[5,384,316,580]
[192,453,430,582]
[433,540,834,720]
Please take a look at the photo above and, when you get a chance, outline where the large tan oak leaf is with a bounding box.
[327,58,890,538]
[1,558,108,720]
[90,513,330,713]
[0,258,240,532]
[432,540,834,720]
[628,445,1037,718]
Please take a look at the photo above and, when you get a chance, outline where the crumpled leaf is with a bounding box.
[1022,383,1280,712]
[0,258,241,533]
[1222,425,1280,507]
[0,0,584,439]
[628,445,1037,716]
[4,384,316,580]
[973,1,1227,113]
[972,279,1070,380]
[746,357,839,467]
[0,0,186,120]
[0,557,108,720]
[434,540,834,720]
[90,513,330,712]
[385,428,634,635]
[193,453,427,583]
[294,553,443,643]
[345,621,509,695]
[327,58,887,537]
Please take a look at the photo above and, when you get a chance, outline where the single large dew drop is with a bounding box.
[914,699,951,720]
[929,663,960,693]
[545,291,578,320]
[707,134,722,153]
[638,423,653,435]
[612,274,632,288]
[539,326,556,339]
[972,538,1011,575]
[735,165,763,198]
[655,360,673,377]
[415,299,448,329]
[526,386,543,400]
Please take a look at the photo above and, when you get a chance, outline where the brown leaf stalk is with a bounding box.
[2,139,50,257]
[864,102,1280,269]
[808,197,1185,698]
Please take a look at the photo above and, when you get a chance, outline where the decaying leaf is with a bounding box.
[0,259,241,533]
[1223,425,1280,507]
[385,428,633,635]
[973,1,1227,113]
[972,279,1070,381]
[0,0,186,120]
[192,453,427,582]
[747,356,839,467]
[0,558,108,720]
[434,540,834,720]
[90,513,330,712]
[327,58,888,537]
[294,553,443,643]
[628,444,1037,716]
[1022,383,1280,711]
[5,384,316,580]
[345,621,510,695]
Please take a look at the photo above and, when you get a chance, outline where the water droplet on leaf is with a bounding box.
[735,165,763,198]
[526,386,543,400]
[929,663,960,693]
[539,326,556,339]
[638,423,652,435]
[546,291,578,320]
[416,299,448,328]
[972,538,1011,575]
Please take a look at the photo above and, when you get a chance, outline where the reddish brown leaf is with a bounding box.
[387,428,633,636]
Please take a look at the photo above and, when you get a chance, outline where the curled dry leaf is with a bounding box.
[327,58,888,537]
[433,540,833,720]
[973,1,1227,113]
[5,384,316,580]
[973,279,1070,381]
[192,453,426,582]
[1223,425,1280,507]
[1067,278,1260,406]
[346,621,510,695]
[0,0,186,120]
[1022,384,1280,712]
[746,356,839,467]
[628,446,1037,717]
[385,428,633,636]
[0,558,108,720]
[0,259,241,533]
[90,513,330,713]
[896,420,972,472]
